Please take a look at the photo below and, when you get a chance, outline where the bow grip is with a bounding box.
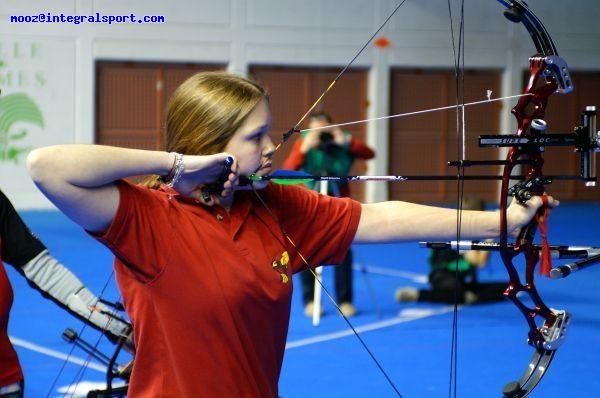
[517,215,538,245]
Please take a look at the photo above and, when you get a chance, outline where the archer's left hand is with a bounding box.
[506,194,559,237]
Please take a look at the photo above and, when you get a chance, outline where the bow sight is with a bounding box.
[479,107,600,187]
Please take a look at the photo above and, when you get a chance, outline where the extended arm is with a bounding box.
[354,197,556,244]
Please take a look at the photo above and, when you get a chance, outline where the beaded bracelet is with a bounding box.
[162,153,185,187]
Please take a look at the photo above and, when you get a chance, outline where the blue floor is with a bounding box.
[7,202,600,397]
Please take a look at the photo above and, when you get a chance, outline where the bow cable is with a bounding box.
[293,93,532,134]
[45,269,126,398]
[447,1,466,397]
[274,0,409,153]
[254,2,417,396]
[250,189,404,397]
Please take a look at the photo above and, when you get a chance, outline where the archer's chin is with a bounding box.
[250,179,269,190]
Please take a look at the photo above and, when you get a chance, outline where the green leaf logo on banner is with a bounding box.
[0,93,44,163]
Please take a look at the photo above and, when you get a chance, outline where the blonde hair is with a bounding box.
[145,71,268,188]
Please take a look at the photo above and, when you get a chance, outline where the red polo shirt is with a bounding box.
[98,180,360,397]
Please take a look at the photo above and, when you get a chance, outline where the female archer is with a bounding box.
[27,71,555,397]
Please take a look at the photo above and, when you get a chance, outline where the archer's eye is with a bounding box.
[248,125,271,144]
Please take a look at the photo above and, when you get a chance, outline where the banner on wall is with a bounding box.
[0,38,75,209]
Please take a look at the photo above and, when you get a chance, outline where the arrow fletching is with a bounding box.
[247,169,315,185]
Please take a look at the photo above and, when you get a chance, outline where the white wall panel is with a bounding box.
[0,36,75,208]
[0,0,77,16]
[0,0,598,208]
[93,38,230,63]
[91,0,231,26]
[246,0,373,30]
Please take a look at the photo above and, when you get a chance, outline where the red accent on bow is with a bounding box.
[536,195,552,276]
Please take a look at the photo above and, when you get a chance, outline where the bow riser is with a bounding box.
[512,57,561,136]
[496,3,575,395]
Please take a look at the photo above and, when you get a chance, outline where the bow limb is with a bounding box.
[495,1,572,396]
[45,289,133,397]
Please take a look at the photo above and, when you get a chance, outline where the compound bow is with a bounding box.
[424,1,599,396]
[270,1,599,397]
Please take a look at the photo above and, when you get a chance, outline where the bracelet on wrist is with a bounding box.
[161,153,185,187]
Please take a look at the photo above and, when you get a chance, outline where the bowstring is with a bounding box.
[272,0,409,154]
[66,273,126,398]
[447,1,466,397]
[45,270,126,398]
[251,3,419,395]
[250,188,404,397]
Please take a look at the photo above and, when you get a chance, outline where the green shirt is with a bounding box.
[428,248,472,273]
[300,132,353,195]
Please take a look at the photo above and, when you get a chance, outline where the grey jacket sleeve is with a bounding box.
[20,250,132,344]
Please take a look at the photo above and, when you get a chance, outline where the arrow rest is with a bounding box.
[508,177,551,203]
